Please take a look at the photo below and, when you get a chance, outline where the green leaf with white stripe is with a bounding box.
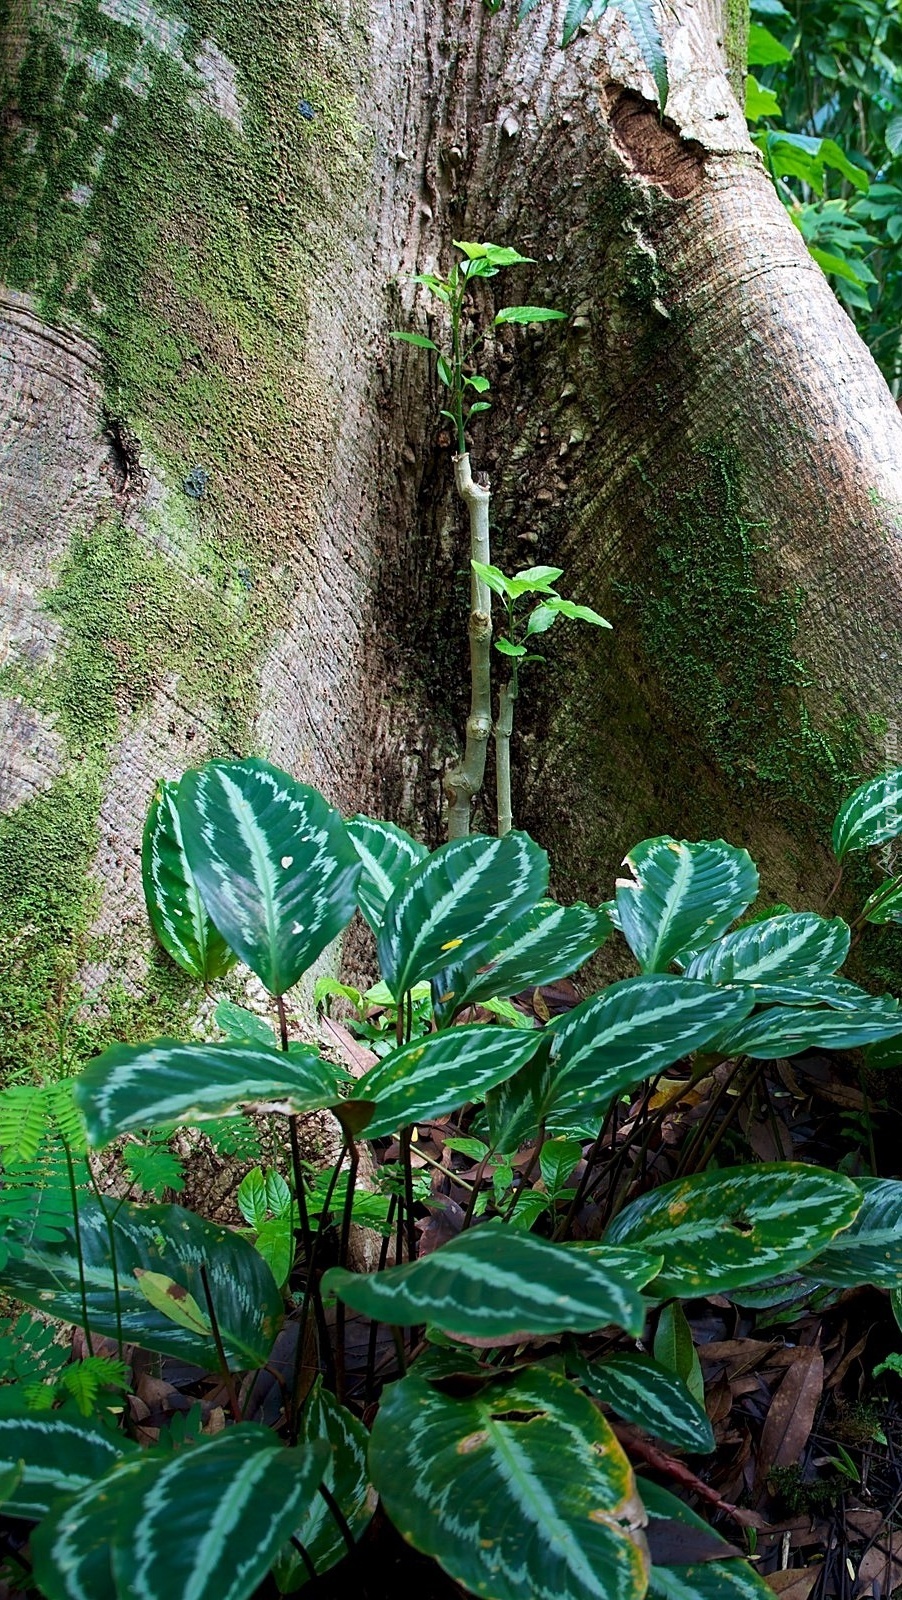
[142,780,237,983]
[431,900,611,1025]
[571,1353,714,1454]
[272,1380,375,1592]
[377,830,548,1000]
[323,1221,646,1340]
[346,815,428,932]
[542,977,754,1123]
[32,1451,154,1600]
[616,838,758,974]
[802,1177,902,1288]
[349,1025,540,1140]
[369,1366,650,1600]
[685,913,850,985]
[861,875,902,924]
[74,1037,340,1147]
[727,975,894,1010]
[605,1163,861,1299]
[3,1197,282,1368]
[711,999,902,1060]
[832,767,902,860]
[0,1400,136,1520]
[34,1428,330,1600]
[214,999,276,1047]
[640,1481,773,1600]
[177,759,361,996]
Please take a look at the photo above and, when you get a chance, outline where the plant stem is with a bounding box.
[335,1138,359,1402]
[495,674,516,836]
[87,1161,123,1360]
[365,1194,397,1403]
[199,1264,243,1422]
[289,1538,319,1584]
[445,453,493,838]
[318,1481,357,1557]
[62,1140,94,1357]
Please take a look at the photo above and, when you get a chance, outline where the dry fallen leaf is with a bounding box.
[767,1566,821,1598]
[756,1347,824,1490]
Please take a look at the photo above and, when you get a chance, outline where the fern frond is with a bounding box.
[60,1356,129,1416]
[124,1138,186,1200]
[44,1080,88,1153]
[0,1087,49,1162]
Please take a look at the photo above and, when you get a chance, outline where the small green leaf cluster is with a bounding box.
[393,241,565,453]
[472,557,611,665]
[8,758,902,1599]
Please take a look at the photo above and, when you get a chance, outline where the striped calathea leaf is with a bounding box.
[74,1036,341,1147]
[142,779,237,984]
[377,829,549,1000]
[345,815,428,931]
[640,1480,773,1600]
[430,899,611,1026]
[0,1400,136,1520]
[32,1426,330,1600]
[615,837,758,974]
[860,874,902,924]
[369,1365,650,1600]
[539,976,755,1124]
[710,995,902,1059]
[832,766,902,860]
[570,1352,714,1455]
[323,1221,649,1341]
[176,759,362,996]
[802,1177,902,1288]
[722,974,895,1009]
[684,911,850,985]
[348,1024,541,1140]
[2,1198,282,1368]
[272,1380,375,1592]
[605,1163,861,1299]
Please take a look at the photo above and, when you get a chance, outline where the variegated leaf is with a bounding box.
[272,1380,375,1591]
[685,913,850,985]
[605,1163,861,1298]
[832,767,902,860]
[571,1352,714,1454]
[712,999,902,1059]
[324,1221,647,1340]
[142,780,237,983]
[542,977,754,1123]
[727,975,895,1010]
[803,1176,902,1288]
[346,815,428,932]
[31,1452,154,1600]
[369,1366,649,1600]
[74,1037,339,1147]
[0,1401,136,1520]
[350,1025,540,1140]
[177,759,361,996]
[616,838,758,974]
[377,830,548,1000]
[431,899,611,1025]
[640,1481,773,1600]
[3,1198,282,1368]
[34,1428,330,1600]
[861,874,902,924]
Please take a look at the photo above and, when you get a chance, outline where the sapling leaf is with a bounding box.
[526,604,559,636]
[542,596,612,627]
[465,373,491,392]
[495,638,527,657]
[468,400,492,414]
[454,241,536,267]
[412,273,451,302]
[495,305,568,324]
[390,331,438,350]
[436,354,453,387]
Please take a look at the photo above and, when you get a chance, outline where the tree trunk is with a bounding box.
[3,0,902,1072]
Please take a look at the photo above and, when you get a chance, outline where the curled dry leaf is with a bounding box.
[767,1567,821,1599]
[756,1347,824,1491]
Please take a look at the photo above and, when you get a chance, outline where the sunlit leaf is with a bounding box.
[431,898,611,1025]
[832,768,902,860]
[346,816,428,933]
[616,838,758,974]
[685,912,850,984]
[142,780,236,983]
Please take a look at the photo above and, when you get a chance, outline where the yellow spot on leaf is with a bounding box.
[457,1430,489,1454]
[441,938,464,951]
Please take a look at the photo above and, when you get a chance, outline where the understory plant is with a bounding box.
[395,241,611,837]
[6,759,902,1597]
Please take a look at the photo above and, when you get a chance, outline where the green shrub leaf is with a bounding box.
[803,1177,902,1288]
[605,1163,861,1298]
[0,1400,135,1520]
[377,830,548,999]
[543,977,754,1123]
[142,780,236,983]
[350,1025,541,1139]
[685,912,850,984]
[711,999,902,1059]
[494,304,567,324]
[832,767,902,860]
[641,1480,773,1599]
[177,758,361,996]
[74,1038,339,1147]
[616,838,758,974]
[2,1198,282,1368]
[369,1366,649,1600]
[324,1221,647,1340]
[346,816,429,932]
[431,899,611,1024]
[273,1380,375,1591]
[572,1352,714,1454]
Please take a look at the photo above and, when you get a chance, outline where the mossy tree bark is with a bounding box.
[3,0,902,1072]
